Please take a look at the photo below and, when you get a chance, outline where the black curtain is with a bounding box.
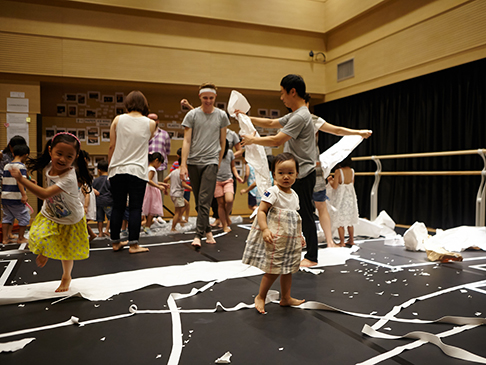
[314,58,486,229]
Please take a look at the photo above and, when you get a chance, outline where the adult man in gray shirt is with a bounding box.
[240,74,320,267]
[180,82,229,249]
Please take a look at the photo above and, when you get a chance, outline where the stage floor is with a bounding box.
[1,220,485,364]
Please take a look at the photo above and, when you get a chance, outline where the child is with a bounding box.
[92,159,113,238]
[142,152,168,234]
[327,156,359,246]
[2,144,31,244]
[214,140,244,232]
[170,147,191,222]
[78,150,97,241]
[242,153,305,314]
[9,132,92,292]
[165,156,192,232]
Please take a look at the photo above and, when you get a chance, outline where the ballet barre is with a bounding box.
[351,149,486,226]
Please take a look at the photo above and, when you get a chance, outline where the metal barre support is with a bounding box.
[370,156,381,221]
[476,149,486,226]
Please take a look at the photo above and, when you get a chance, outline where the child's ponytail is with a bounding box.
[26,139,53,173]
[77,152,93,191]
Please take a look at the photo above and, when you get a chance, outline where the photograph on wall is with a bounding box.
[67,129,77,137]
[77,93,86,105]
[168,131,175,138]
[270,109,280,118]
[258,109,268,117]
[57,104,67,117]
[77,129,86,141]
[115,92,124,104]
[88,91,100,101]
[45,128,56,140]
[101,129,110,142]
[56,128,66,134]
[68,105,78,117]
[85,109,97,118]
[116,107,124,115]
[94,155,106,167]
[65,93,77,102]
[103,95,114,103]
[216,102,227,110]
[86,126,100,145]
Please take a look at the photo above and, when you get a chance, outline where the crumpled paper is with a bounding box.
[215,351,232,363]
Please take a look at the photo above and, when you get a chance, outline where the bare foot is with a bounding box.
[210,219,221,227]
[206,232,216,244]
[280,297,305,307]
[254,295,266,314]
[181,219,188,224]
[17,238,29,244]
[223,226,232,233]
[327,242,342,248]
[300,258,317,267]
[112,240,128,251]
[55,276,71,292]
[191,237,202,248]
[346,240,355,246]
[89,235,97,242]
[36,254,48,268]
[129,244,149,254]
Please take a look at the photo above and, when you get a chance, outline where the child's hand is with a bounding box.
[236,176,244,184]
[240,188,247,195]
[21,195,28,204]
[301,234,306,247]
[94,188,100,196]
[262,228,274,244]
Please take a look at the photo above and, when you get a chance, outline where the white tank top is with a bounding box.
[108,114,152,181]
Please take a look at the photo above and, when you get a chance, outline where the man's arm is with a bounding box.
[180,127,192,180]
[235,110,281,129]
[320,122,372,139]
[241,131,291,148]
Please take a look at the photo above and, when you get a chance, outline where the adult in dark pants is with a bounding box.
[239,74,320,267]
[108,90,156,253]
[180,83,229,248]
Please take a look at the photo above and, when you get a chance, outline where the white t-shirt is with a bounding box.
[41,165,84,224]
[261,185,299,211]
[148,165,158,184]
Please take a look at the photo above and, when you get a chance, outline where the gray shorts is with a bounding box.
[171,196,185,208]
[2,204,30,226]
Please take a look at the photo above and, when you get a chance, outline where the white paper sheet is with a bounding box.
[0,338,35,353]
[319,135,363,178]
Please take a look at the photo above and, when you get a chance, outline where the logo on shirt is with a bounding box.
[263,191,271,198]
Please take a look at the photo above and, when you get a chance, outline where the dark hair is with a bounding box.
[336,155,353,169]
[97,159,109,172]
[304,93,311,103]
[280,74,306,99]
[124,90,149,116]
[148,152,163,163]
[266,154,275,171]
[79,150,90,162]
[3,135,26,154]
[271,152,299,174]
[176,147,182,157]
[27,133,92,189]
[222,139,229,159]
[13,144,30,157]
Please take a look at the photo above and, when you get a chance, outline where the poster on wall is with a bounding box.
[101,129,110,142]
[115,92,124,104]
[68,105,78,117]
[85,109,97,118]
[6,113,29,145]
[77,129,86,141]
[77,94,86,105]
[57,104,67,117]
[7,98,29,113]
[88,91,100,101]
[46,127,56,140]
[103,95,114,103]
[86,126,100,145]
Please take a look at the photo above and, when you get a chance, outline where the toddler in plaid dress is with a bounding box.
[242,153,305,313]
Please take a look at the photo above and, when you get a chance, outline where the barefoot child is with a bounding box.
[165,156,192,232]
[142,152,168,235]
[242,153,305,313]
[326,156,359,246]
[2,144,31,244]
[92,159,112,237]
[9,132,92,292]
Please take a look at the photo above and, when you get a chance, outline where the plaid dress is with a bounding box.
[242,207,302,275]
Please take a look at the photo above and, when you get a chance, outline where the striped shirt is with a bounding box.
[1,162,27,206]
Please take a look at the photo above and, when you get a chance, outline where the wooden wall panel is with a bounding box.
[324,0,486,101]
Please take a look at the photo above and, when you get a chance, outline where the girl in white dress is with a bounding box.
[327,156,359,246]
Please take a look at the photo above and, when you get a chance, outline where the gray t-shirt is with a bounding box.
[168,169,184,198]
[217,150,234,182]
[279,106,318,179]
[226,129,240,149]
[182,107,230,165]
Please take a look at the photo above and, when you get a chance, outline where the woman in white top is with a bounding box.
[108,90,157,253]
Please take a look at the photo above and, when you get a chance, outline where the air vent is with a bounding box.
[337,58,354,82]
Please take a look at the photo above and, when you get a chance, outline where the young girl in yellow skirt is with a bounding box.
[9,132,92,292]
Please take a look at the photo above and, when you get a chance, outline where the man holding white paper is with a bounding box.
[239,74,371,267]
